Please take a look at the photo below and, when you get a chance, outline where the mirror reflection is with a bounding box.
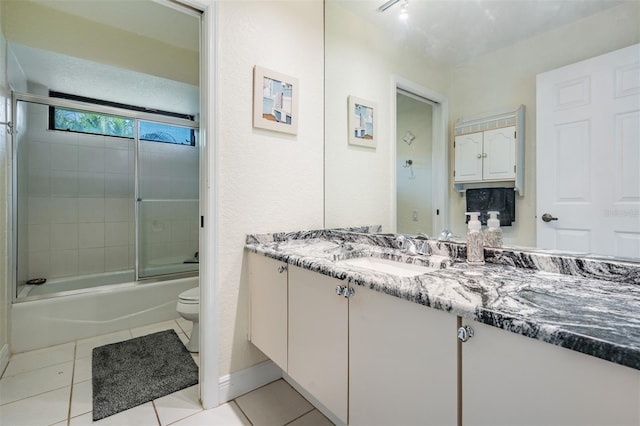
[325,0,640,260]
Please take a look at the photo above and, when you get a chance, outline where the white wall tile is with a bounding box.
[78,223,104,249]
[27,141,50,172]
[105,246,129,271]
[105,136,132,150]
[50,171,79,197]
[104,222,129,247]
[77,172,104,197]
[105,148,130,174]
[28,224,49,251]
[27,197,50,224]
[50,197,78,224]
[50,223,78,250]
[78,198,105,223]
[50,249,78,277]
[78,146,105,173]
[78,248,105,274]
[171,220,190,242]
[49,129,78,145]
[27,173,50,196]
[105,198,129,222]
[77,133,105,148]
[28,251,50,279]
[50,144,78,171]
[104,173,130,197]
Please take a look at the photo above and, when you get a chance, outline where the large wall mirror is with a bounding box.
[325,0,640,260]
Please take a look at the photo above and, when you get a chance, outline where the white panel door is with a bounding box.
[483,126,516,180]
[537,44,640,258]
[454,132,483,182]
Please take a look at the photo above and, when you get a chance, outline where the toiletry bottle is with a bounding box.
[484,211,503,248]
[466,212,485,265]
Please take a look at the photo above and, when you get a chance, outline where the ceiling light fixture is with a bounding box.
[399,0,409,21]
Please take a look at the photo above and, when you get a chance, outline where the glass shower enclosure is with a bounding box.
[12,92,200,300]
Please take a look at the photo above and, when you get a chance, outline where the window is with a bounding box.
[49,92,196,146]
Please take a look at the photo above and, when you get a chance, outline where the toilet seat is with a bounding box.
[178,287,199,304]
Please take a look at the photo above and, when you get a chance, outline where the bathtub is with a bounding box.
[11,273,198,353]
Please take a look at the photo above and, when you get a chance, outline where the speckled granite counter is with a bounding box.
[245,229,640,371]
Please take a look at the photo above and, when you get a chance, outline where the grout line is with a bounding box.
[151,400,162,426]
[231,399,254,426]
[283,407,315,425]
[67,342,78,426]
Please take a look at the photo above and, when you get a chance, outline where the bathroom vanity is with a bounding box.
[245,229,640,426]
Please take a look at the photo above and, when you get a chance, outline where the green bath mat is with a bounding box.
[92,329,198,421]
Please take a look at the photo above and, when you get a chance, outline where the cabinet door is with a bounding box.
[482,126,516,180]
[288,266,348,424]
[454,131,483,182]
[349,286,458,425]
[462,320,640,425]
[248,253,288,371]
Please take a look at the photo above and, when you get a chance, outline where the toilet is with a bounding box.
[176,287,199,352]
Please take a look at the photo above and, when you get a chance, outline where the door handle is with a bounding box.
[541,213,558,222]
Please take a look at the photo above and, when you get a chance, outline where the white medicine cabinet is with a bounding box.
[453,105,525,195]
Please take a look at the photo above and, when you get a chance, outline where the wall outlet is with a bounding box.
[412,210,418,221]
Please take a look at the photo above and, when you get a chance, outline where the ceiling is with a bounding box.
[332,0,628,65]
[29,0,199,52]
[7,0,200,116]
[10,43,199,116]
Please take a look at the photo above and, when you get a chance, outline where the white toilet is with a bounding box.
[176,287,199,352]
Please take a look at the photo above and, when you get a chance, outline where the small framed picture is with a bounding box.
[348,95,377,148]
[253,66,299,135]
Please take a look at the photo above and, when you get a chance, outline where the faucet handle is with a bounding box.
[438,229,452,242]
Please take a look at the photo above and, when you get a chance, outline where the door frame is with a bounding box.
[390,76,449,237]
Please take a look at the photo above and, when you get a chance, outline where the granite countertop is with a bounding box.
[245,229,640,371]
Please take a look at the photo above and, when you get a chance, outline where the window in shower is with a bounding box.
[48,92,196,146]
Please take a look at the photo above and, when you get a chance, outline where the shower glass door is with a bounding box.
[136,120,199,279]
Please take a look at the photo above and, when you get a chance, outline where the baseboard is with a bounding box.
[0,344,9,378]
[218,360,282,403]
[282,372,345,426]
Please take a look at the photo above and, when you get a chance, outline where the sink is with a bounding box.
[337,256,440,277]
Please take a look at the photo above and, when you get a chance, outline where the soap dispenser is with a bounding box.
[466,212,485,265]
[484,211,503,248]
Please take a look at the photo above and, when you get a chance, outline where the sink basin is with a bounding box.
[338,256,439,277]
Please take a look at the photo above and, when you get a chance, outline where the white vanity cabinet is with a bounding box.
[454,126,516,183]
[349,285,458,425]
[461,320,640,426]
[288,265,349,425]
[248,253,288,371]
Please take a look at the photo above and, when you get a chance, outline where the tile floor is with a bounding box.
[0,319,333,426]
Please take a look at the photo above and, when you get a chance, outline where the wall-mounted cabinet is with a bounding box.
[453,105,525,195]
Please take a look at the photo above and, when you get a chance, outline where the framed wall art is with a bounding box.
[253,66,299,135]
[348,95,376,148]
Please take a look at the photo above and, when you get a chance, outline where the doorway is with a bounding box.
[393,78,448,238]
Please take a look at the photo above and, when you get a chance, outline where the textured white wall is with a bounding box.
[216,0,324,376]
[324,2,450,231]
[447,1,640,247]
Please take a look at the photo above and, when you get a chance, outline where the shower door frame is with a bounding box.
[10,91,200,303]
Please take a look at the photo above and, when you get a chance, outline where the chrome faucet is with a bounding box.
[395,235,417,255]
[438,229,452,242]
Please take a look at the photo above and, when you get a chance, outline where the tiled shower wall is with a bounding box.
[19,102,198,283]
